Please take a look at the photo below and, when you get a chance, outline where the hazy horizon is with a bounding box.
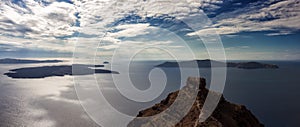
[1,0,300,127]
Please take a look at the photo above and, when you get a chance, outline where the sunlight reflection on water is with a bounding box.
[0,61,99,127]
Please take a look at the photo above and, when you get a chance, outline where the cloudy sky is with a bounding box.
[0,0,299,60]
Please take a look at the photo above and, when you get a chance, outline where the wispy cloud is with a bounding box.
[0,0,299,59]
[188,0,300,36]
[0,1,78,38]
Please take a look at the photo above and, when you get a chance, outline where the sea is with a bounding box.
[0,59,300,127]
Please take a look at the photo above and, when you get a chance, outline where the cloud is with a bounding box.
[0,0,299,58]
[0,35,75,54]
[0,1,78,38]
[0,0,79,55]
[225,46,250,51]
[107,24,157,38]
[188,0,300,36]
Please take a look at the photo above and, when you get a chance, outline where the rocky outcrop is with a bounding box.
[128,77,264,127]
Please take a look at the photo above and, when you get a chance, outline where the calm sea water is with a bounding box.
[222,61,300,127]
[0,60,300,127]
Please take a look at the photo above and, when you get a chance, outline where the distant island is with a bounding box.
[0,58,63,64]
[128,77,264,127]
[155,59,279,69]
[4,64,119,79]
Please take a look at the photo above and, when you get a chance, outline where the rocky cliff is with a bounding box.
[128,77,264,127]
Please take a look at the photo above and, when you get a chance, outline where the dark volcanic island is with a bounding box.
[128,77,264,127]
[0,58,63,64]
[156,59,278,69]
[4,64,118,78]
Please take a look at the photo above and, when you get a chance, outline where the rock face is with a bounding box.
[128,77,264,127]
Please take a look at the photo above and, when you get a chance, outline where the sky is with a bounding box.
[0,0,299,60]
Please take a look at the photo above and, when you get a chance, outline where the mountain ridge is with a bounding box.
[155,59,279,69]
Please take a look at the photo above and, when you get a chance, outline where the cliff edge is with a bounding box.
[128,77,264,127]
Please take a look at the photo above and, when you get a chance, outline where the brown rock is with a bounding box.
[128,77,264,127]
